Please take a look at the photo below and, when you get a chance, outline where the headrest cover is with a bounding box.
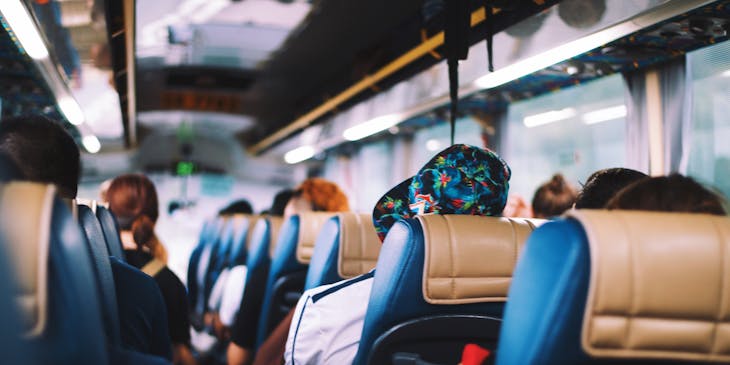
[337,213,381,278]
[0,183,55,338]
[571,210,730,362]
[421,215,542,304]
[295,212,338,264]
[245,215,260,250]
[267,216,284,259]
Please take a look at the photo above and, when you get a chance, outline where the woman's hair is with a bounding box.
[293,178,350,212]
[575,168,647,209]
[531,173,577,218]
[270,189,294,216]
[606,174,727,215]
[107,174,167,261]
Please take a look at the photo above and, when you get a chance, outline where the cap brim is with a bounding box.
[372,177,413,242]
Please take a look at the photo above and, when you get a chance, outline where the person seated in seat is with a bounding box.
[531,173,576,218]
[606,173,727,215]
[107,174,196,365]
[574,167,647,209]
[0,115,173,362]
[283,144,511,365]
[227,179,349,365]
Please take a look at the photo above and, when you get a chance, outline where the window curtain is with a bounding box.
[622,55,693,174]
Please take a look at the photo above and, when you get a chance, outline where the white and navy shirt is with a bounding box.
[284,272,375,365]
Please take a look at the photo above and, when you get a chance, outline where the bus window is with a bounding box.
[687,40,730,200]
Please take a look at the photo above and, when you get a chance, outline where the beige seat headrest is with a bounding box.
[421,214,544,304]
[0,183,55,338]
[295,212,338,264]
[337,213,381,278]
[267,216,284,259]
[569,210,730,363]
[243,215,260,251]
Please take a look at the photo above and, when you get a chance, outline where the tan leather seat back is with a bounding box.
[570,210,730,363]
[267,216,284,259]
[337,213,381,278]
[421,214,544,304]
[244,215,260,250]
[0,183,55,338]
[295,212,338,264]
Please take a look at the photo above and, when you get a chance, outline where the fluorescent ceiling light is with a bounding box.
[426,139,442,152]
[0,0,49,59]
[582,105,627,124]
[523,108,576,128]
[474,25,627,90]
[57,96,85,125]
[82,135,101,154]
[343,114,401,141]
[284,145,315,164]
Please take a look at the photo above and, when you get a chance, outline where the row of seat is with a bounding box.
[0,182,173,365]
[188,211,384,353]
[190,208,730,365]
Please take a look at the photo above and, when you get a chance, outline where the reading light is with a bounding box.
[523,108,576,128]
[582,105,627,124]
[343,114,401,141]
[0,0,50,60]
[284,145,315,164]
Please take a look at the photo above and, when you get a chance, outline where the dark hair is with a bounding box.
[0,115,80,198]
[575,168,648,209]
[107,174,167,261]
[269,189,294,216]
[219,199,253,215]
[606,174,727,215]
[532,173,577,218]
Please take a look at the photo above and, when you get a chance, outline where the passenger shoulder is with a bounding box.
[310,271,374,304]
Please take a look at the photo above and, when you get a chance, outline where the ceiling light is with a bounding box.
[474,26,623,90]
[582,105,627,125]
[343,114,401,141]
[57,96,85,125]
[82,135,101,154]
[426,139,441,152]
[284,145,315,164]
[722,69,730,77]
[523,108,576,128]
[0,0,49,59]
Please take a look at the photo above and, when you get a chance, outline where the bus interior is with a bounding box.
[0,0,729,364]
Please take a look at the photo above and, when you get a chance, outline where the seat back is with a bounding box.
[305,212,381,290]
[188,217,226,323]
[355,215,542,365]
[0,183,108,364]
[0,239,31,365]
[78,204,122,346]
[255,212,335,348]
[232,216,282,349]
[227,214,254,267]
[496,210,730,365]
[96,205,126,260]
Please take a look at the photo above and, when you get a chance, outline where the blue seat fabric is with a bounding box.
[354,219,504,365]
[96,206,126,260]
[304,216,342,290]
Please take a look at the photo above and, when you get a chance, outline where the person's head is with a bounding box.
[606,174,727,215]
[269,189,294,216]
[284,178,349,217]
[0,115,80,198]
[575,168,647,209]
[219,199,253,215]
[531,173,577,218]
[373,144,511,242]
[106,174,167,260]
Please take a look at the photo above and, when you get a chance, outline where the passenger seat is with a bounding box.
[354,215,543,365]
[496,210,730,365]
[0,183,108,364]
[305,212,381,290]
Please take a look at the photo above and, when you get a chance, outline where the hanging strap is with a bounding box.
[141,258,166,278]
[444,0,470,146]
[483,2,495,72]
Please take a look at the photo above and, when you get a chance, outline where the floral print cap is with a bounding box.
[372,144,511,242]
